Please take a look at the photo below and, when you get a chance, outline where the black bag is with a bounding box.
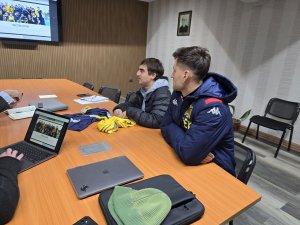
[98,174,205,225]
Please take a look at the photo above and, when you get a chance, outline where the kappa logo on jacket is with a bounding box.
[207,107,221,116]
[70,118,81,123]
[172,99,178,106]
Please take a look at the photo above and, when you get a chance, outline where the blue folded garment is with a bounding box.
[64,108,110,131]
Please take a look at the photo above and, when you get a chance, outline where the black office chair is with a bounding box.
[229,141,256,225]
[82,82,94,91]
[242,98,300,158]
[125,91,136,103]
[98,86,121,103]
[234,141,256,184]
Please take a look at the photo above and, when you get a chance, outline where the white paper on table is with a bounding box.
[5,105,36,120]
[74,95,109,105]
[39,95,58,99]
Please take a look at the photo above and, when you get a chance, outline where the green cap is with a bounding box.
[108,186,172,225]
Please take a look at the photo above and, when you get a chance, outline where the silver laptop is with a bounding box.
[67,156,144,199]
[29,99,68,112]
[1,109,70,173]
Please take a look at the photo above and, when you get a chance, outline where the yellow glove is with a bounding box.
[81,106,93,114]
[97,116,136,133]
[115,117,136,128]
[97,117,118,134]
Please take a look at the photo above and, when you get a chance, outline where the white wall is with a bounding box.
[146,0,300,145]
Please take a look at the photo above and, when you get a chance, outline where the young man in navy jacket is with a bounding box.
[160,46,237,175]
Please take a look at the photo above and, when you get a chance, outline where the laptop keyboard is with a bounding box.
[11,142,52,163]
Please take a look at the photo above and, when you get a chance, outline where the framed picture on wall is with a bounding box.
[177,11,192,36]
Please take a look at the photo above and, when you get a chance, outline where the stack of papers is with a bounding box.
[74,95,109,105]
[5,106,36,120]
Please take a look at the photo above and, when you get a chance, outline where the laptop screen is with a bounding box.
[24,109,70,153]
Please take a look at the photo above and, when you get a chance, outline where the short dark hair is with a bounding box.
[173,46,211,81]
[140,58,164,80]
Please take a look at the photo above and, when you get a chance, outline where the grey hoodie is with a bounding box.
[140,79,169,111]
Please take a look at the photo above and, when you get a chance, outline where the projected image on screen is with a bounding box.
[0,0,60,42]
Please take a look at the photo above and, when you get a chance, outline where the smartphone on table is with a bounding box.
[73,216,98,225]
[77,94,93,97]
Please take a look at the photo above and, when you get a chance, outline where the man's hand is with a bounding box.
[0,148,24,161]
[200,152,215,164]
[4,89,23,101]
[113,109,125,118]
[122,111,127,118]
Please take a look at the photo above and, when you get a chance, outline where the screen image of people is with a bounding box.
[0,0,51,41]
[0,0,49,25]
[34,120,61,138]
[30,116,63,150]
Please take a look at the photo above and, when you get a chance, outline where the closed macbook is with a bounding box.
[67,156,144,199]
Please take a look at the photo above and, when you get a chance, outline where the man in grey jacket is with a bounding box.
[113,58,171,128]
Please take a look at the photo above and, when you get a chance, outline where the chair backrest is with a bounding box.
[234,141,256,184]
[265,98,300,124]
[82,82,94,91]
[125,91,136,103]
[98,86,121,103]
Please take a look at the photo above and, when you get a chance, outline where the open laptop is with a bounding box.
[67,156,144,199]
[29,99,68,112]
[1,109,70,173]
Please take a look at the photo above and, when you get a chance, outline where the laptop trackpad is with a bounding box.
[20,160,35,172]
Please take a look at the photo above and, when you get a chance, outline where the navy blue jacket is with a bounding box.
[160,73,237,175]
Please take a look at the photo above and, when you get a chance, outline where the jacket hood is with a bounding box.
[140,78,169,112]
[193,72,237,103]
[140,78,169,97]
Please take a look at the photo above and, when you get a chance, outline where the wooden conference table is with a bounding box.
[0,79,261,225]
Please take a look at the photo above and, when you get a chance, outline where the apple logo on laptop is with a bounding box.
[80,185,89,192]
